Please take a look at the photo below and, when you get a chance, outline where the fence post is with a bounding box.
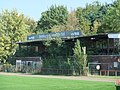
[107,70,109,76]
[115,70,117,76]
[100,70,101,76]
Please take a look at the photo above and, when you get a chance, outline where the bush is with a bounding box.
[2,63,12,72]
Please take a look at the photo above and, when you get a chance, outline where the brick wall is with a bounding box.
[91,55,120,63]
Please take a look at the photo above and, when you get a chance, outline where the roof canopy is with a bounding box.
[108,34,120,38]
[17,32,120,45]
[27,30,83,41]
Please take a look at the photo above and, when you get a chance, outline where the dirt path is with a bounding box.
[0,72,118,82]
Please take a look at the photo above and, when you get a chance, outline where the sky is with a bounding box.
[0,0,115,21]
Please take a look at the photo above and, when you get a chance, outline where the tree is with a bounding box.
[0,9,36,63]
[76,7,91,35]
[76,1,103,35]
[49,10,79,32]
[98,0,120,33]
[43,35,63,57]
[73,39,87,75]
[64,10,79,31]
[37,5,68,32]
[23,17,37,34]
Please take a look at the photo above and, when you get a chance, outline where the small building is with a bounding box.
[14,30,120,75]
[16,57,42,73]
[80,33,120,76]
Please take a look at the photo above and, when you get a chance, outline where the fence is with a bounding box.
[41,68,80,75]
[88,62,120,76]
[0,64,81,75]
[100,70,120,76]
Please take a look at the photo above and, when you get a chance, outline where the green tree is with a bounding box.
[76,1,103,35]
[64,10,79,31]
[98,0,120,33]
[37,5,68,32]
[0,9,36,63]
[76,7,91,35]
[23,17,37,35]
[49,10,79,32]
[73,39,87,75]
[43,35,63,57]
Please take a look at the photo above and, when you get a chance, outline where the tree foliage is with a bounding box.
[0,1,119,65]
[49,10,79,32]
[64,10,79,31]
[37,5,68,32]
[76,1,105,35]
[73,39,87,75]
[98,0,120,33]
[0,9,36,62]
[36,2,115,34]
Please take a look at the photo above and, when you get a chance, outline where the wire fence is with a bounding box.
[88,62,120,76]
[0,65,81,75]
[41,68,81,75]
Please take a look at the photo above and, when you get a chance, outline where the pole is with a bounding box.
[107,38,109,55]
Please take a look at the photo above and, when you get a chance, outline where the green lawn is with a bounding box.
[0,75,115,90]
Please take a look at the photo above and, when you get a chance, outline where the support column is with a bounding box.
[107,38,109,55]
[19,44,22,56]
[27,45,28,57]
[115,70,117,76]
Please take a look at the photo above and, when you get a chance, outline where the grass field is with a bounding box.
[0,75,115,90]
